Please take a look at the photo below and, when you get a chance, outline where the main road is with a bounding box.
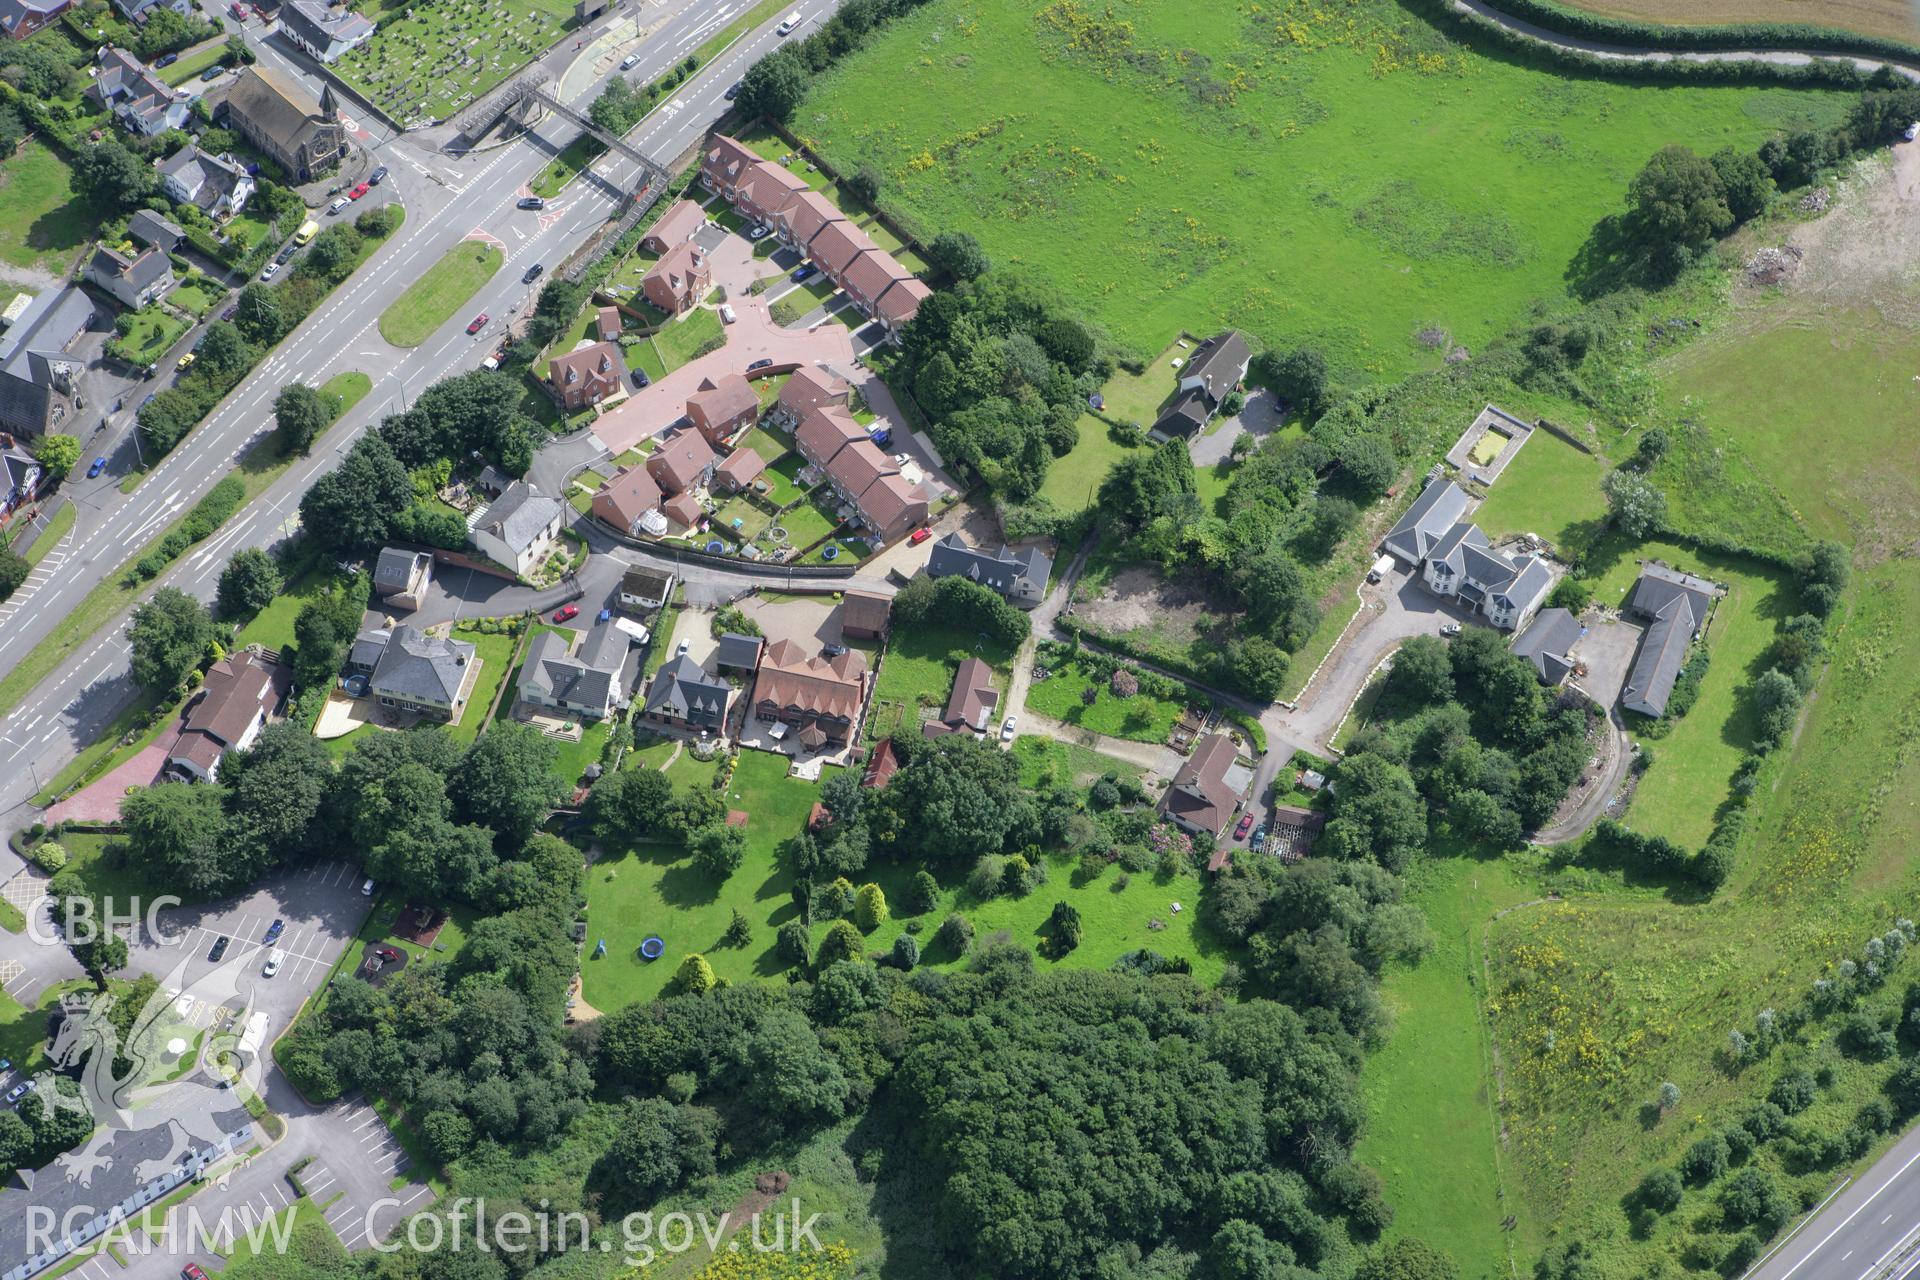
[1747,1122,1920,1280]
[0,0,843,832]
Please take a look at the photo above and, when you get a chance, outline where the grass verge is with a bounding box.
[377,241,504,347]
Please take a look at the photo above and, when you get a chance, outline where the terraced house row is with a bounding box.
[701,135,931,341]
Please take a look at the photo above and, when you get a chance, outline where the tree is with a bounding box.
[1658,1081,1681,1112]
[853,882,888,932]
[671,953,717,995]
[587,767,674,844]
[1355,1238,1460,1280]
[272,382,337,456]
[194,322,256,379]
[935,913,973,955]
[129,588,214,691]
[845,164,882,208]
[122,782,233,894]
[300,225,361,280]
[1045,900,1082,954]
[72,137,154,211]
[0,550,27,603]
[907,868,940,915]
[299,435,410,556]
[1392,635,1454,705]
[1335,433,1396,495]
[742,1008,850,1122]
[815,920,865,968]
[1603,468,1668,538]
[1806,539,1849,616]
[216,547,281,618]
[690,823,747,879]
[1254,346,1332,420]
[1679,1132,1730,1184]
[889,934,919,969]
[1753,669,1802,748]
[1710,147,1775,222]
[451,723,564,844]
[1629,144,1733,252]
[776,920,810,968]
[736,47,806,121]
[597,1098,721,1205]
[927,230,990,281]
[1637,1167,1683,1214]
[31,433,79,481]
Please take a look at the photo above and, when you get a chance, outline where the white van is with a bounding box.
[361,877,376,897]
[263,948,285,977]
[776,11,802,34]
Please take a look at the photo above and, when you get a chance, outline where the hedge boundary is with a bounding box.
[1465,0,1920,69]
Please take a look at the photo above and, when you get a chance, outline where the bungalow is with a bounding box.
[713,632,763,676]
[84,244,173,310]
[750,638,868,750]
[278,0,375,62]
[1512,607,1583,685]
[158,147,254,219]
[349,625,478,722]
[646,430,718,495]
[924,533,1052,609]
[518,619,636,721]
[593,464,665,538]
[640,241,710,316]
[1622,564,1721,718]
[712,447,766,495]
[163,652,290,782]
[795,405,866,471]
[547,341,627,412]
[1160,732,1251,838]
[618,565,675,611]
[90,47,191,136]
[922,657,997,739]
[771,365,847,427]
[642,652,731,732]
[1153,331,1249,439]
[685,372,757,448]
[372,547,433,612]
[0,0,72,40]
[471,481,564,578]
[838,589,890,641]
[640,198,703,254]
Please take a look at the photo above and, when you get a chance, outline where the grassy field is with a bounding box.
[332,0,577,124]
[1024,656,1186,745]
[0,141,99,277]
[796,0,1850,374]
[377,241,503,347]
[1035,413,1142,513]
[530,134,602,199]
[1552,0,1920,45]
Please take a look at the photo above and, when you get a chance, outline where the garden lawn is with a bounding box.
[112,308,191,366]
[1025,658,1186,745]
[775,493,840,550]
[446,626,520,744]
[1471,429,1611,548]
[735,424,792,466]
[0,141,100,277]
[330,0,577,124]
[167,278,220,316]
[649,307,724,371]
[761,452,813,508]
[798,0,1850,374]
[866,621,1018,740]
[1036,413,1143,512]
[377,241,503,347]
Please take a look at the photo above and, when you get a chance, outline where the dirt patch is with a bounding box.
[1074,564,1215,647]
[1749,144,1920,325]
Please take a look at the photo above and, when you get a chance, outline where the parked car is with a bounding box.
[676,639,689,656]
[908,526,931,545]
[746,357,773,372]
[361,878,376,897]
[277,244,298,264]
[199,65,224,82]
[228,2,248,15]
[718,303,737,324]
[724,80,742,100]
[184,1264,209,1280]
[790,264,817,283]
[263,919,284,943]
[221,304,237,321]
[747,223,770,241]
[522,262,544,284]
[822,642,846,658]
[466,313,489,334]
[368,166,389,185]
[0,1058,10,1074]
[175,993,196,1018]
[327,197,349,215]
[176,352,196,370]
[262,949,284,978]
[87,456,107,479]
[517,196,545,210]
[630,369,650,388]
[1251,825,1269,853]
[1439,621,1462,638]
[207,935,228,961]
[1000,716,1017,743]
[620,52,640,69]
[1234,813,1255,840]
[553,604,579,623]
[5,1081,34,1105]
[154,51,178,67]
[349,182,370,200]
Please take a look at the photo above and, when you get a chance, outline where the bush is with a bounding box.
[1637,1167,1683,1214]
[1680,1132,1730,1184]
[935,913,974,955]
[889,933,920,970]
[905,869,939,915]
[28,841,67,872]
[775,920,809,968]
[853,882,889,932]
[1769,1070,1818,1114]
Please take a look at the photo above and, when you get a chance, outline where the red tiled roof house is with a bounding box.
[772,366,848,427]
[795,406,866,471]
[646,431,719,495]
[641,241,711,316]
[547,341,627,412]
[713,447,767,495]
[592,464,664,537]
[641,198,704,254]
[686,372,758,448]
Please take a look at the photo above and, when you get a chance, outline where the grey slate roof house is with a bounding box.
[0,286,95,439]
[643,653,731,732]
[349,625,478,722]
[277,0,374,61]
[372,547,432,611]
[110,0,192,23]
[924,533,1052,609]
[1381,476,1474,565]
[158,146,254,218]
[90,47,191,136]
[0,0,73,41]
[1511,607,1584,685]
[713,633,763,676]
[128,209,186,254]
[1152,330,1249,439]
[519,620,636,721]
[85,244,173,309]
[618,565,674,611]
[471,481,564,578]
[1418,521,1554,632]
[1621,564,1720,718]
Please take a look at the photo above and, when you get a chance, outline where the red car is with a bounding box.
[908,526,932,546]
[466,313,489,334]
[184,1265,210,1280]
[1234,813,1255,841]
[348,182,370,200]
[228,2,247,15]
[552,604,579,623]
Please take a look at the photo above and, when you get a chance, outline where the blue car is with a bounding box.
[87,456,107,478]
[263,919,284,943]
[790,264,817,284]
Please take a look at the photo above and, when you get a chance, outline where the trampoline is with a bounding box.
[705,540,726,554]
[822,545,840,561]
[639,936,665,961]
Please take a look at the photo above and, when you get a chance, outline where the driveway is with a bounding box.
[1189,387,1284,466]
[41,741,170,825]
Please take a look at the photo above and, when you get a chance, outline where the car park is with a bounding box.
[553,604,579,623]
[369,166,389,185]
[790,264,817,283]
[263,949,284,977]
[1235,813,1255,840]
[517,196,545,210]
[718,303,737,324]
[349,182,370,200]
[1000,716,1018,743]
[522,262,544,284]
[747,357,773,372]
[87,456,107,478]
[466,313,489,334]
